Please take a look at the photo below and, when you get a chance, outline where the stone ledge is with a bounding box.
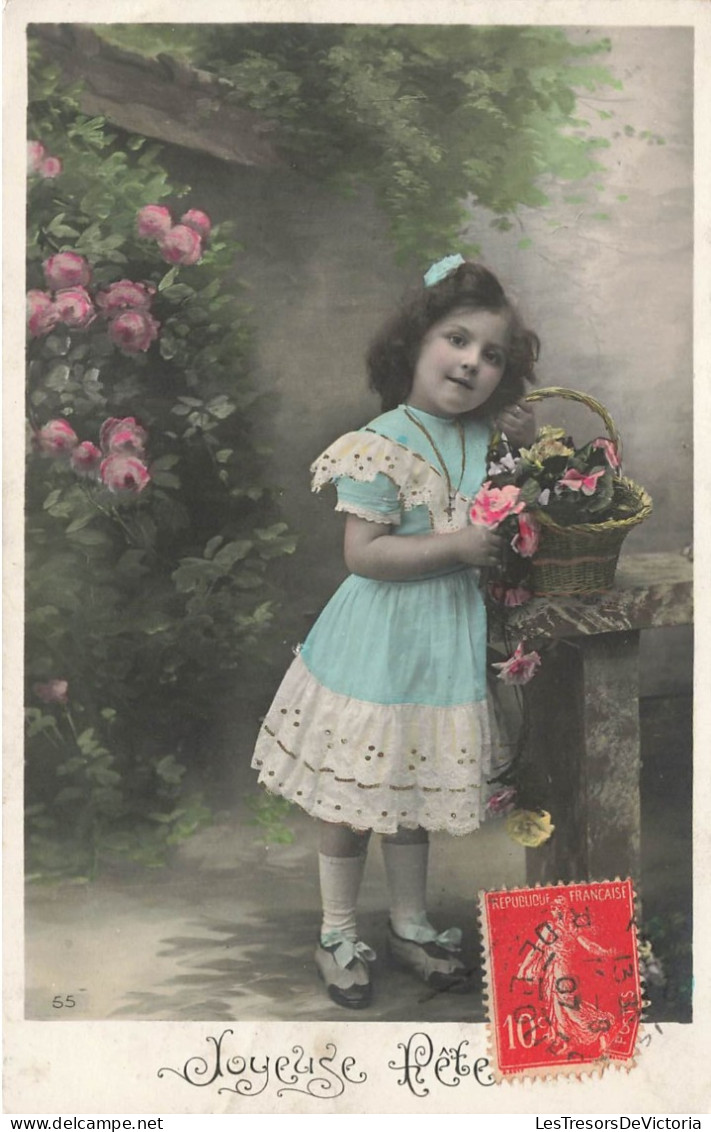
[501,552,693,641]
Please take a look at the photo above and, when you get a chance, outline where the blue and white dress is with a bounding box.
[251,403,504,836]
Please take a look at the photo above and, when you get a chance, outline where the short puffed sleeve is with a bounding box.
[334,472,401,525]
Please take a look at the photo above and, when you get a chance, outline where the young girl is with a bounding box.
[251,257,539,1009]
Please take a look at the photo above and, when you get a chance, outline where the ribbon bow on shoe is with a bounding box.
[315,931,377,1010]
[387,921,477,993]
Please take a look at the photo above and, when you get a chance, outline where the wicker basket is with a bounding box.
[524,387,652,596]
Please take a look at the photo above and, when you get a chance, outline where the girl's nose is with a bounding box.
[461,349,480,372]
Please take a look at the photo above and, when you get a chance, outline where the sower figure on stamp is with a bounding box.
[252,257,538,1008]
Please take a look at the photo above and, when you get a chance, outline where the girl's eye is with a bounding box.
[485,350,504,366]
[448,334,466,347]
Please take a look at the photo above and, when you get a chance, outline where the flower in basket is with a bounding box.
[505,808,555,848]
[592,437,621,471]
[556,466,606,497]
[492,641,541,686]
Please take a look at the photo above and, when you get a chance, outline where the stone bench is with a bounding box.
[496,552,693,886]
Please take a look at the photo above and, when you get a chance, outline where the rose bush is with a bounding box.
[25,50,295,878]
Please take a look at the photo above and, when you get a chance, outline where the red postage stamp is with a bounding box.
[480,879,643,1081]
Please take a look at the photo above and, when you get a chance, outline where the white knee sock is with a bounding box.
[318,852,367,943]
[381,841,433,939]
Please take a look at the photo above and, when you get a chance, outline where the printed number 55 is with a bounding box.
[52,994,76,1009]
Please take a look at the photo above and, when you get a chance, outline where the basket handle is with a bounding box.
[524,386,622,460]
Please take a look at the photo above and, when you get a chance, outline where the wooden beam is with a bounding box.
[31,24,283,168]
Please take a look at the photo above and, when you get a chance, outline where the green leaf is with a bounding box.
[158,267,179,291]
[204,535,224,559]
[213,540,253,568]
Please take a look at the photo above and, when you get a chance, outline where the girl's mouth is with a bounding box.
[446,375,473,390]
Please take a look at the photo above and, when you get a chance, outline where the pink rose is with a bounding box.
[100,453,151,494]
[28,140,46,173]
[510,512,540,558]
[53,286,95,329]
[492,642,542,686]
[488,582,533,608]
[136,204,173,239]
[486,786,518,817]
[96,279,156,314]
[469,482,525,529]
[27,290,59,337]
[33,679,69,704]
[71,441,102,477]
[39,156,63,179]
[180,209,212,238]
[43,252,91,292]
[556,467,606,496]
[100,416,148,456]
[107,309,160,354]
[592,437,621,471]
[158,224,203,266]
[35,418,79,456]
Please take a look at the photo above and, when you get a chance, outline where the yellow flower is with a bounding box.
[505,809,555,848]
[523,436,574,464]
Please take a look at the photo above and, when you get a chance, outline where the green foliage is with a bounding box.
[25,47,294,878]
[244,792,295,845]
[189,24,622,262]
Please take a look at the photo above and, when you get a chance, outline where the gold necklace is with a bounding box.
[403,406,466,518]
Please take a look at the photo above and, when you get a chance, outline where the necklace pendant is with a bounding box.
[445,497,455,518]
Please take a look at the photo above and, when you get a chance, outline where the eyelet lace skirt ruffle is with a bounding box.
[252,653,504,836]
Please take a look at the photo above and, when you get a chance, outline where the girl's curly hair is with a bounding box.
[367,261,539,418]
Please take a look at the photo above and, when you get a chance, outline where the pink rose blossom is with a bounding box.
[53,286,95,329]
[592,437,621,471]
[27,140,46,173]
[158,223,203,266]
[136,204,173,239]
[100,416,148,456]
[469,482,525,529]
[107,309,160,354]
[39,156,63,179]
[556,466,606,496]
[70,441,102,477]
[100,453,151,494]
[492,642,542,686]
[486,786,518,817]
[43,252,91,292]
[33,679,69,704]
[95,279,156,314]
[27,290,59,337]
[35,418,79,456]
[180,209,212,238]
[488,582,533,607]
[510,512,540,558]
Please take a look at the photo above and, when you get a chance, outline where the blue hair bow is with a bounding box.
[423,254,465,287]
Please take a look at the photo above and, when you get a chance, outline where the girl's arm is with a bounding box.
[344,514,504,581]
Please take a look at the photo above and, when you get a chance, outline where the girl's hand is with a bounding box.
[452,523,505,567]
[495,400,536,448]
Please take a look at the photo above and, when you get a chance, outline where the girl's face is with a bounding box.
[407,306,510,418]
